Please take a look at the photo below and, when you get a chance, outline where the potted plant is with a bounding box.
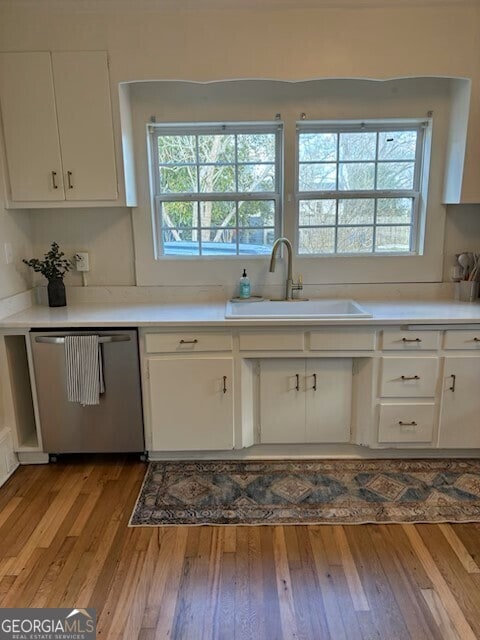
[23,242,72,307]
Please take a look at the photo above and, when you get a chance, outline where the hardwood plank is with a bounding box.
[438,524,480,574]
[334,526,369,611]
[402,524,477,640]
[308,526,349,640]
[421,588,461,640]
[368,525,441,640]
[344,524,411,639]
[272,526,299,639]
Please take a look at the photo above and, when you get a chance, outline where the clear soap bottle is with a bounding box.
[239,269,251,299]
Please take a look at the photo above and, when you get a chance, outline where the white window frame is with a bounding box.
[295,119,429,257]
[148,121,283,258]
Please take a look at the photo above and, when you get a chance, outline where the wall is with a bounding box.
[0,0,479,290]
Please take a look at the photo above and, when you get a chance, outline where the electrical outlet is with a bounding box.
[75,252,90,272]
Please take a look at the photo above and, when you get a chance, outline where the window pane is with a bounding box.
[377,198,413,224]
[159,166,197,193]
[377,162,414,190]
[338,163,375,190]
[199,201,236,228]
[337,227,373,253]
[298,228,335,254]
[339,132,376,161]
[238,134,275,162]
[299,163,337,191]
[238,164,275,192]
[162,229,199,256]
[238,228,275,253]
[299,133,337,162]
[161,201,197,228]
[238,200,275,227]
[199,227,236,246]
[299,200,336,225]
[378,131,417,160]
[198,134,235,163]
[338,199,374,225]
[158,135,196,164]
[199,165,235,192]
[375,226,411,252]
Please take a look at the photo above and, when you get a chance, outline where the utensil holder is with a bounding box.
[454,280,480,302]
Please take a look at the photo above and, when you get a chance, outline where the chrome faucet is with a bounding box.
[269,237,303,301]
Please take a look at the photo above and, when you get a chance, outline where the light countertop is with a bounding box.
[1,299,480,328]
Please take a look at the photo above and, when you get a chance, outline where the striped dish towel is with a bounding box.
[65,335,105,406]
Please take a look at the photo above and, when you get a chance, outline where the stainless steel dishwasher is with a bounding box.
[30,328,145,455]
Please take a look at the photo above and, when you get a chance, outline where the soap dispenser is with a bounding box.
[239,269,251,299]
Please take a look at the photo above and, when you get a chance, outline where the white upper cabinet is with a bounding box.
[0,51,117,205]
[0,52,64,202]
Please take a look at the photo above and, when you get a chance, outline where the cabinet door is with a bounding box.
[0,52,65,201]
[306,359,352,443]
[148,357,234,451]
[52,51,117,201]
[259,359,306,443]
[439,357,480,448]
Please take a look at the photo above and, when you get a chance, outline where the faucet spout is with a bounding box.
[269,237,302,301]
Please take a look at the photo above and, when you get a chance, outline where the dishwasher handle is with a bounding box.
[34,334,131,345]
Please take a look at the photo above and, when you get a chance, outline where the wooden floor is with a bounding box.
[0,458,479,639]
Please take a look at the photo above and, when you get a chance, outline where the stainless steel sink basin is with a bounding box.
[225,298,372,319]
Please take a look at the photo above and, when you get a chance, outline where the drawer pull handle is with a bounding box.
[223,376,227,394]
[312,373,317,391]
[474,338,480,342]
[179,339,198,344]
[51,170,58,189]
[398,421,417,427]
[295,374,300,391]
[401,375,420,381]
[67,170,74,189]
[402,338,422,343]
[449,374,456,392]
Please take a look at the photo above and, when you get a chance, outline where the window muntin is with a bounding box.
[296,123,426,255]
[150,124,282,257]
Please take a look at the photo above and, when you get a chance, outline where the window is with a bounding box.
[296,121,427,255]
[150,123,282,256]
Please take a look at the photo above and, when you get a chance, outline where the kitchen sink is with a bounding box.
[225,298,372,319]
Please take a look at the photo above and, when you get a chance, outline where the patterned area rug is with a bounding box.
[129,459,480,526]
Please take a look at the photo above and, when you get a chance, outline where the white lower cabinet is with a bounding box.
[439,356,480,448]
[147,357,234,451]
[259,358,352,444]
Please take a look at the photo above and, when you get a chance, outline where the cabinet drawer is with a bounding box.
[381,330,439,351]
[309,328,375,351]
[145,332,232,353]
[378,403,435,444]
[380,357,438,397]
[239,332,304,351]
[443,330,480,350]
